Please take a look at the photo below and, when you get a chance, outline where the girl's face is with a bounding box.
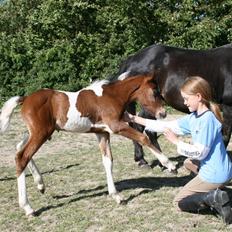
[181,91,201,112]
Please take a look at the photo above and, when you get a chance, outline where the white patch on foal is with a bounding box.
[61,91,92,132]
[17,171,34,216]
[102,155,116,195]
[84,80,109,96]
[60,80,113,133]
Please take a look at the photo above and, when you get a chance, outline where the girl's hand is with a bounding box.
[163,128,179,145]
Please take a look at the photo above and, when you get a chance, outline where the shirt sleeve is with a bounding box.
[177,141,210,160]
[145,119,184,135]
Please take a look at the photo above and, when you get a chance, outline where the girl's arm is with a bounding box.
[164,128,210,160]
[124,112,146,126]
[124,112,183,134]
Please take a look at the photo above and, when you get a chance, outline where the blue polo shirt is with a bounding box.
[177,111,232,184]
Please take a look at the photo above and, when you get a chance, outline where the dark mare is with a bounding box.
[0,74,176,216]
[113,44,232,167]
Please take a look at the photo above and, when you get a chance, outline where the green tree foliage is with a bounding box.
[0,0,231,101]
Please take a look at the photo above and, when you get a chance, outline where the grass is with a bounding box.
[0,113,232,232]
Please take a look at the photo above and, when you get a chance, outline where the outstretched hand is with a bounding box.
[163,128,179,145]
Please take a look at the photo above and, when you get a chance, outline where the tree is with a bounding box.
[0,0,231,102]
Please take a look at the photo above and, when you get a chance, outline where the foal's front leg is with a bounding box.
[96,133,122,204]
[111,122,176,172]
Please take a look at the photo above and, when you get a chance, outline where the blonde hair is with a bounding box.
[181,76,223,123]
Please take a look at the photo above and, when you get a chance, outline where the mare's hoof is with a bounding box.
[137,160,151,169]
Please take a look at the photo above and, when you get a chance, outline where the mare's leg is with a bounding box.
[16,132,45,193]
[127,102,148,166]
[222,105,232,148]
[16,131,52,216]
[131,122,148,166]
[96,132,122,204]
[132,108,162,167]
[109,121,176,172]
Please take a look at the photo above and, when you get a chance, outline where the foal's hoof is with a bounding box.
[111,193,123,204]
[27,211,36,218]
[38,184,45,194]
[25,209,36,217]
[161,164,178,175]
[39,188,45,194]
[167,163,177,174]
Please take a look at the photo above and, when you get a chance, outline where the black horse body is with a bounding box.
[114,44,232,166]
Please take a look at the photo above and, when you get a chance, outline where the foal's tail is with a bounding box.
[0,96,25,133]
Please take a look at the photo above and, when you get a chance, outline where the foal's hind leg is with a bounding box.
[27,160,45,193]
[16,133,45,193]
[16,132,50,216]
[96,133,122,204]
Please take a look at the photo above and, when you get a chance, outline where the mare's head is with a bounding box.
[132,75,166,119]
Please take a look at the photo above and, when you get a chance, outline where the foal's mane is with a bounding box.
[86,75,131,90]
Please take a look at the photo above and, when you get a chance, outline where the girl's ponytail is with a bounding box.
[209,102,223,123]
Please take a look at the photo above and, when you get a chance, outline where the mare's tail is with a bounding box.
[0,96,24,133]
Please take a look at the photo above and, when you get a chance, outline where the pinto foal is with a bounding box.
[0,74,176,216]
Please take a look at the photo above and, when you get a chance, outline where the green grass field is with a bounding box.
[0,113,232,232]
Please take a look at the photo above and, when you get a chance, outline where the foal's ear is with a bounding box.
[144,75,154,82]
[145,76,157,85]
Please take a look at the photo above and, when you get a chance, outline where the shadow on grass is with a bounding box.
[0,163,80,181]
[35,174,193,216]
[35,168,232,216]
[116,175,192,193]
[35,185,108,216]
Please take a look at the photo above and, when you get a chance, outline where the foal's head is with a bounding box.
[135,76,166,119]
